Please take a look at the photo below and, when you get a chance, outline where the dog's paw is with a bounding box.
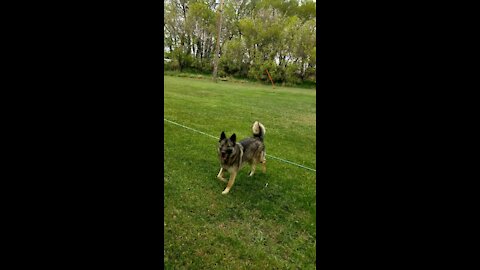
[221,189,230,195]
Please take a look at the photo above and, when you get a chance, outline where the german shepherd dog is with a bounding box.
[217,121,266,194]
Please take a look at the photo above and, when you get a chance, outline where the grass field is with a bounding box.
[164,75,316,269]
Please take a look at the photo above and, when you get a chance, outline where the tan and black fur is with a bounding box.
[217,121,266,194]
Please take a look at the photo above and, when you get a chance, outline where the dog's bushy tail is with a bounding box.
[252,121,266,140]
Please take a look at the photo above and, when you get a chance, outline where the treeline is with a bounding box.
[164,0,316,85]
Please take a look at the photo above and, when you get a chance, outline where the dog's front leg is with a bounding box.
[248,163,256,177]
[217,167,227,182]
[222,171,237,195]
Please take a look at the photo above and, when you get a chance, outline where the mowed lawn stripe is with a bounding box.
[164,117,316,172]
[164,75,316,169]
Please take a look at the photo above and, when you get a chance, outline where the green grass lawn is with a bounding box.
[164,75,316,269]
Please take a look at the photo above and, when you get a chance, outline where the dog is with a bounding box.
[217,121,266,194]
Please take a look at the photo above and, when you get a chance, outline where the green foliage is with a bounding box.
[168,47,194,71]
[219,37,246,76]
[286,63,302,84]
[164,0,316,86]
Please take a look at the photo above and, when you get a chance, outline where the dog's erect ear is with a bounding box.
[219,131,226,142]
[230,133,236,144]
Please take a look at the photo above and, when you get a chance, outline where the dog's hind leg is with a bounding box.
[222,171,237,195]
[217,167,227,182]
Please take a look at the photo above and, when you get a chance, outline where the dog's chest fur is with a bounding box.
[219,143,242,170]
